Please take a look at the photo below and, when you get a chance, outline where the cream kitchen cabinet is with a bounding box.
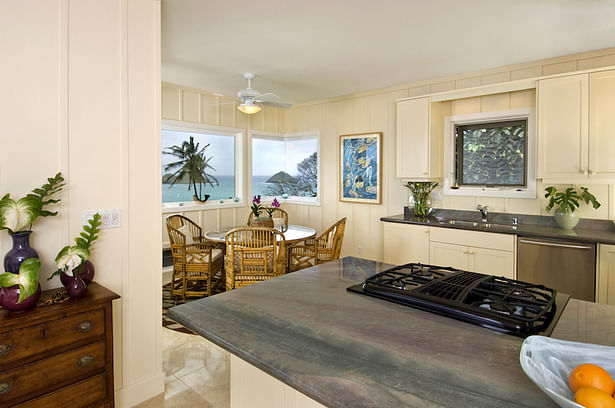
[537,74,588,180]
[589,70,615,179]
[429,228,516,279]
[597,243,615,306]
[538,70,615,180]
[383,222,430,265]
[395,97,441,179]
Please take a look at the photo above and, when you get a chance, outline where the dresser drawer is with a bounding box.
[0,341,106,406]
[0,309,104,367]
[12,374,106,408]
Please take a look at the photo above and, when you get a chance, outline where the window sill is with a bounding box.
[443,185,536,199]
[162,200,245,214]
[274,196,320,207]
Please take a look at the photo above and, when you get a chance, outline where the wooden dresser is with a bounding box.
[0,283,119,407]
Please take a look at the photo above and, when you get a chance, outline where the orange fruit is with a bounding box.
[574,387,615,408]
[570,364,615,395]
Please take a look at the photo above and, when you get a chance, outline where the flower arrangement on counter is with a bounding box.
[404,181,439,217]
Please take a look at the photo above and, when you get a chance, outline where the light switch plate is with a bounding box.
[82,209,121,229]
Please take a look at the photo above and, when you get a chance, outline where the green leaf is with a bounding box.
[0,258,40,303]
[0,195,42,232]
[55,245,89,271]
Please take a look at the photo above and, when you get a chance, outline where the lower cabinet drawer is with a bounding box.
[0,341,106,406]
[0,308,105,368]
[12,374,107,408]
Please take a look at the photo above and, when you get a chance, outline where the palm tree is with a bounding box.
[163,136,219,202]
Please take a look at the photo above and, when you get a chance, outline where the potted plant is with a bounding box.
[0,258,41,312]
[545,186,601,230]
[404,181,438,217]
[48,213,102,298]
[249,195,274,228]
[163,136,219,203]
[0,173,65,273]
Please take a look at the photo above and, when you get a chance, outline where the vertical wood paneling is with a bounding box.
[161,85,180,120]
[321,103,339,231]
[264,107,278,132]
[202,95,219,125]
[250,109,265,131]
[352,96,370,133]
[181,89,200,122]
[220,98,235,127]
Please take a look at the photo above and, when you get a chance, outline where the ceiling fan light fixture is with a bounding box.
[238,102,261,114]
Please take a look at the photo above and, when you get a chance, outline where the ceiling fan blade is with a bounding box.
[261,100,293,109]
[254,92,280,102]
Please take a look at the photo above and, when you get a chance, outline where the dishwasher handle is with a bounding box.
[518,239,593,250]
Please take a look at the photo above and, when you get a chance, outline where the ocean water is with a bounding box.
[162,175,271,203]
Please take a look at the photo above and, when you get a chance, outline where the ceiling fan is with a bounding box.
[236,72,292,114]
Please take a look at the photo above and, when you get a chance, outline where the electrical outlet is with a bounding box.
[357,247,363,255]
[82,209,121,229]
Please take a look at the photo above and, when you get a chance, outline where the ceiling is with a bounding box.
[162,0,615,105]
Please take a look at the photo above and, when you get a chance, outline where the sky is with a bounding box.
[162,129,317,177]
[252,138,317,176]
[162,129,235,175]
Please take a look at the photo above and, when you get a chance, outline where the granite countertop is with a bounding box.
[168,257,615,408]
[381,209,615,245]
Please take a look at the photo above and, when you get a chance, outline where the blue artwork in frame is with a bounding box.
[339,132,382,204]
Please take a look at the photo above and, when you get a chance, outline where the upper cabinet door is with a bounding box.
[396,97,430,178]
[589,70,615,178]
[537,74,589,179]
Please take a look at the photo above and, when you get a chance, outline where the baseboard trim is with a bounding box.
[115,371,165,408]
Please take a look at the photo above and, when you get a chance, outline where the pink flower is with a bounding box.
[253,195,261,205]
[271,198,280,208]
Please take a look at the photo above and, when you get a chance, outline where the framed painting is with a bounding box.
[339,132,382,204]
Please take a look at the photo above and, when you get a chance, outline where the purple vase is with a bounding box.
[80,260,95,285]
[66,276,87,299]
[4,231,39,274]
[60,272,71,287]
[0,283,41,312]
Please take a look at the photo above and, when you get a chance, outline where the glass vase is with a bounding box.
[411,191,432,217]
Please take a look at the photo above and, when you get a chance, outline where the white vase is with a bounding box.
[553,210,579,230]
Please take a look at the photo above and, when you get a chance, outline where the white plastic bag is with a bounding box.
[520,335,615,408]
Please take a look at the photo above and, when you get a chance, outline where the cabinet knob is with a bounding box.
[78,354,95,367]
[423,172,428,176]
[0,344,11,357]
[590,170,597,175]
[582,169,588,175]
[77,320,93,333]
[0,382,11,395]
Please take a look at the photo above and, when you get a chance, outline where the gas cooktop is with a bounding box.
[347,263,569,337]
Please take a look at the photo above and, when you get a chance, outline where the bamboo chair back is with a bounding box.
[166,215,223,299]
[289,217,346,271]
[225,227,286,291]
[247,208,289,232]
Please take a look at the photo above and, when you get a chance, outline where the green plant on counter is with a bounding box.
[404,181,438,217]
[0,173,65,234]
[544,186,601,213]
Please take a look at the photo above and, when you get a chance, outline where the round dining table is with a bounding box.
[204,224,316,246]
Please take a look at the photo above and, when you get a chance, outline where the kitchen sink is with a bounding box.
[444,219,518,230]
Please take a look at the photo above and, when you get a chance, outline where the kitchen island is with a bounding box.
[168,257,615,408]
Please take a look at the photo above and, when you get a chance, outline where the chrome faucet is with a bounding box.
[477,204,489,223]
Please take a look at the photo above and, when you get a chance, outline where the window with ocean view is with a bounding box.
[251,133,319,202]
[162,127,238,204]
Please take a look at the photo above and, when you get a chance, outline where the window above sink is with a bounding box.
[443,107,536,199]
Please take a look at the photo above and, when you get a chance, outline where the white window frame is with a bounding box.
[161,119,245,213]
[443,108,536,199]
[249,130,321,206]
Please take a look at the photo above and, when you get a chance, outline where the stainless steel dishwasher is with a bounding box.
[517,237,596,301]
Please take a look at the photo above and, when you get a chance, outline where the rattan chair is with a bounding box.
[290,217,347,272]
[224,227,286,291]
[247,208,289,232]
[166,215,223,300]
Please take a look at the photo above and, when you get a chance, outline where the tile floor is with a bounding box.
[135,327,231,407]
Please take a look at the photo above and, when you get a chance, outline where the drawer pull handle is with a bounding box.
[77,320,93,333]
[78,354,95,367]
[0,382,11,395]
[0,344,11,356]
